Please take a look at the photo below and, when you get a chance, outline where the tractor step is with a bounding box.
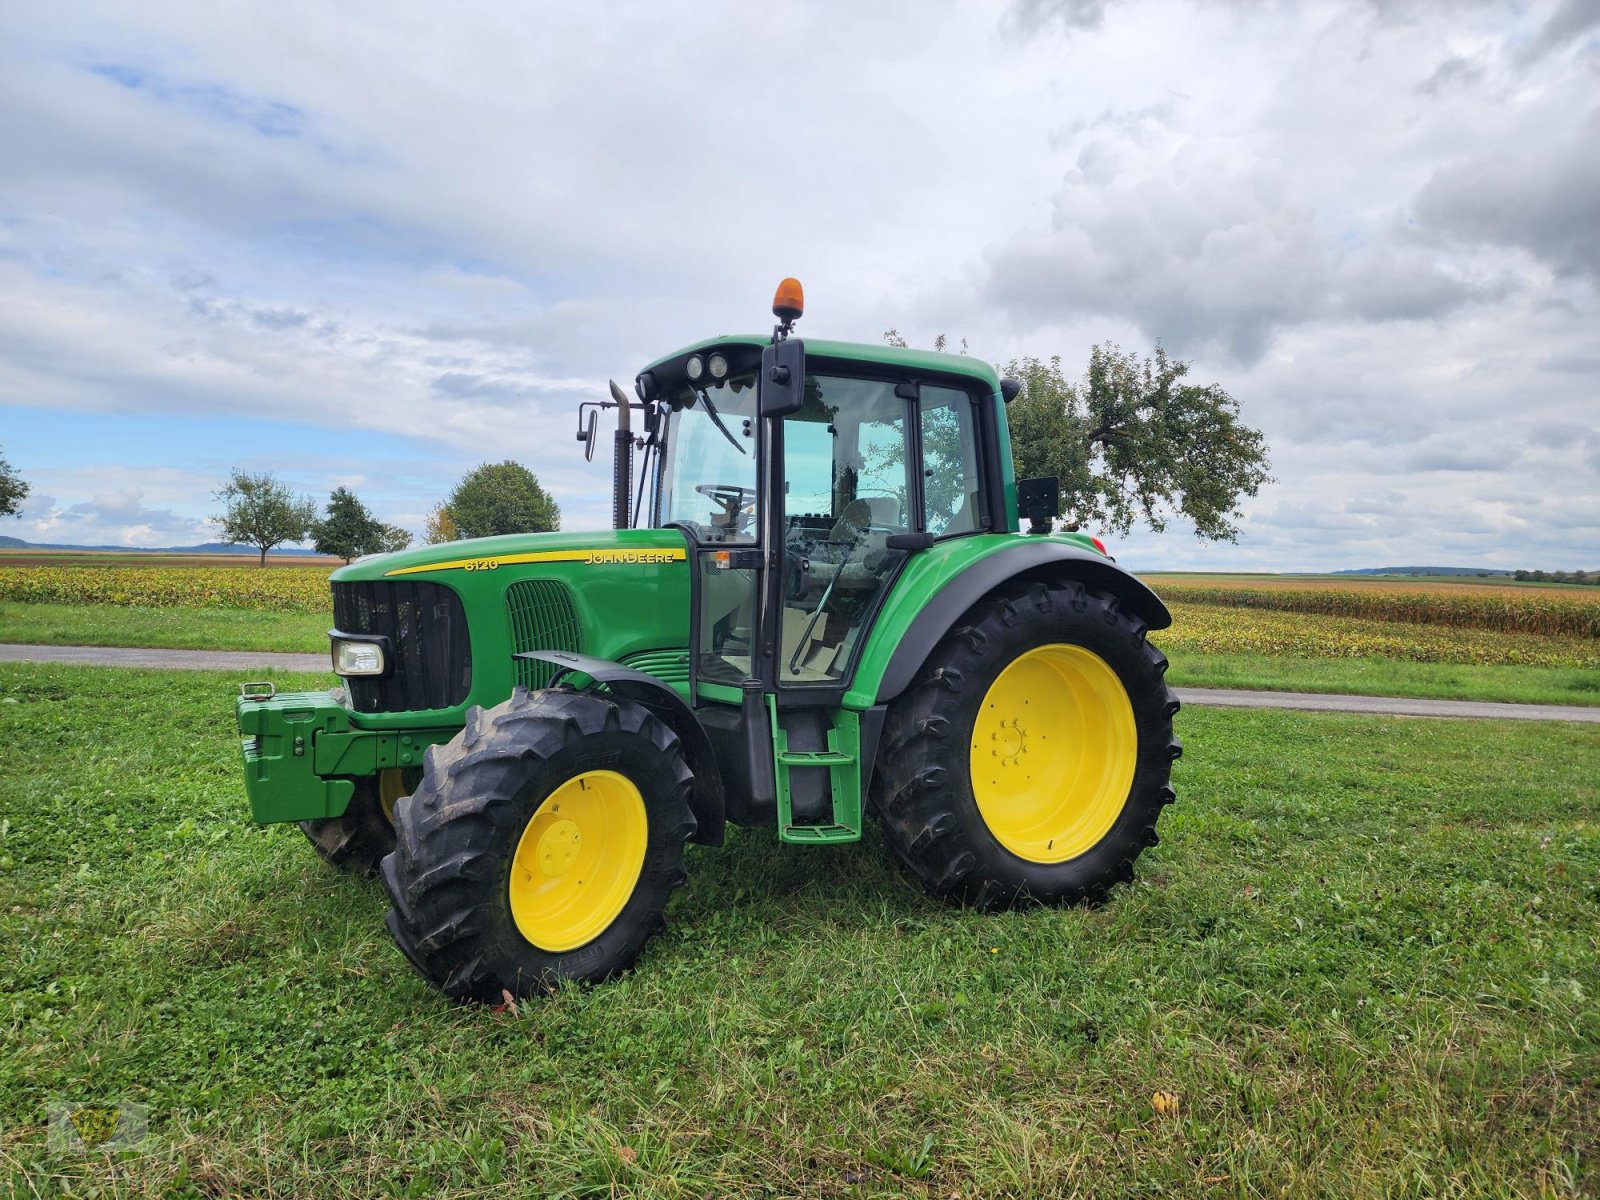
[779,823,860,845]
[776,749,854,767]
[769,701,863,845]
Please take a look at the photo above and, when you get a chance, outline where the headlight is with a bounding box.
[685,354,704,381]
[708,353,728,379]
[332,637,386,676]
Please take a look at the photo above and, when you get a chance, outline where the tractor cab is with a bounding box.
[592,284,1025,841]
[649,339,994,689]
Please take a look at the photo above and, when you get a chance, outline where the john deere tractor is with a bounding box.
[236,280,1181,1002]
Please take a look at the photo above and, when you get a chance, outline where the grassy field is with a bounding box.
[0,602,330,655]
[1,664,1596,1197]
[1165,651,1600,707]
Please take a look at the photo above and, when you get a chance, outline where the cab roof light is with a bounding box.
[772,277,804,322]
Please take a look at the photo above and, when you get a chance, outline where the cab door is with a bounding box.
[771,374,918,688]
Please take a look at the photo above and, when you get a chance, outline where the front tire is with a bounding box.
[874,579,1181,909]
[380,687,695,1002]
[297,768,411,876]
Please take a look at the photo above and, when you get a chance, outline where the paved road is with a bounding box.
[1169,686,1600,723]
[0,643,330,673]
[2,643,1597,723]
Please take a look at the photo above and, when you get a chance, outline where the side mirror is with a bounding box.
[578,409,598,461]
[759,338,805,417]
[884,531,934,552]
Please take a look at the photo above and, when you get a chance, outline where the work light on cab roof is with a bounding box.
[233,275,1179,1006]
[772,276,804,336]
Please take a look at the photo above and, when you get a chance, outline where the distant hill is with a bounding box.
[1333,566,1515,577]
[0,535,323,556]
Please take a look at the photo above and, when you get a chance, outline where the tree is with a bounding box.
[1006,344,1270,540]
[887,333,1271,541]
[212,470,317,565]
[0,445,28,518]
[376,523,413,554]
[309,487,414,561]
[312,487,382,562]
[424,503,459,545]
[445,461,560,539]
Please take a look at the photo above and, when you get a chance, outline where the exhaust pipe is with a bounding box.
[609,380,633,530]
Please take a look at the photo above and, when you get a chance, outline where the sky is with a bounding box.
[1,0,1596,571]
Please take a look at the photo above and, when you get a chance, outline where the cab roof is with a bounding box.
[640,334,1003,394]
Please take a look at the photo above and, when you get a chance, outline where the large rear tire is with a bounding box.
[380,687,695,1002]
[874,579,1181,909]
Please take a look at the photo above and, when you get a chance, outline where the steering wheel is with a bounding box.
[695,484,757,534]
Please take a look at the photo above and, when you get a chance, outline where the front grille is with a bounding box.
[507,579,583,689]
[332,580,472,713]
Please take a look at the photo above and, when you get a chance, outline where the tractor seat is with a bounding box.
[863,495,901,527]
[830,499,874,542]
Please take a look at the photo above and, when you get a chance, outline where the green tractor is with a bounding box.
[236,280,1181,1002]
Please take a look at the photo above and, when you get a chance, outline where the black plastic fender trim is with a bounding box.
[874,542,1172,704]
[518,649,726,846]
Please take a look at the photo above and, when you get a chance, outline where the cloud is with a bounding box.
[0,0,1595,571]
[1004,0,1109,37]
[1415,108,1600,281]
[1415,55,1487,95]
[980,127,1507,362]
[1512,0,1600,66]
[15,484,216,548]
[249,306,310,330]
[974,1,1598,362]
[1405,442,1512,473]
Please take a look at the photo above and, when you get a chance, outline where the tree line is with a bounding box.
[1513,569,1599,586]
[212,461,560,564]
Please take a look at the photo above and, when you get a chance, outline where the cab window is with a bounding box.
[919,384,987,536]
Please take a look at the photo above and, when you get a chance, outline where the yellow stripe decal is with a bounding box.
[384,547,687,577]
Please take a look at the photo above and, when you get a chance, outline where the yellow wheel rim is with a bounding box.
[969,643,1137,864]
[508,770,648,952]
[377,768,409,826]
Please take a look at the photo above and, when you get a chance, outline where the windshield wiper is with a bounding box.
[694,388,747,456]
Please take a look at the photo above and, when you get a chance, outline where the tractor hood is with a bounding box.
[329,527,690,584]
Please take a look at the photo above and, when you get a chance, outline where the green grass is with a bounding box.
[1,664,1596,1197]
[1169,650,1600,707]
[0,601,328,654]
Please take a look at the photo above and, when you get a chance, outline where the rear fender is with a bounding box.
[871,542,1171,704]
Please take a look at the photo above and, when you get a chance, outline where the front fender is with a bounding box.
[518,650,726,847]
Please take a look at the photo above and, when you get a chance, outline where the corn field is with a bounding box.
[4,563,1600,669]
[1158,582,1600,640]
